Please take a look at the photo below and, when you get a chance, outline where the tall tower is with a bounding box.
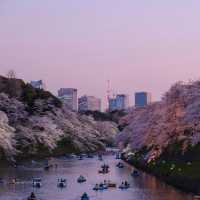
[106,80,111,109]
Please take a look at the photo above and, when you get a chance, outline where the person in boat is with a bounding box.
[124,181,129,187]
[77,175,86,182]
[81,192,89,200]
[119,181,124,189]
[58,178,66,186]
[27,192,37,200]
[132,169,139,176]
[99,182,106,190]
[32,178,42,188]
[93,184,99,191]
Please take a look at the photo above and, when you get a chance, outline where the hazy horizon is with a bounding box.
[1,0,200,109]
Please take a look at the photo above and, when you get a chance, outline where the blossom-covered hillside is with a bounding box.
[117,81,200,162]
[0,76,118,161]
[116,81,200,193]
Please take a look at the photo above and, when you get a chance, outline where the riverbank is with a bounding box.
[122,147,200,195]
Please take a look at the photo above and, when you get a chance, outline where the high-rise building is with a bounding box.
[116,94,129,110]
[108,94,129,111]
[135,92,151,107]
[58,88,77,111]
[30,80,44,89]
[108,98,117,112]
[78,95,101,112]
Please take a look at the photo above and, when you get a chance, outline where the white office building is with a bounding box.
[78,95,101,112]
[58,88,78,111]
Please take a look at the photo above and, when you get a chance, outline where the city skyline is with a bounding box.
[1,0,200,108]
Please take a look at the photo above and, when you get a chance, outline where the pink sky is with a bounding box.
[1,0,200,109]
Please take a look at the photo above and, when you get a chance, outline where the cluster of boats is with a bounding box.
[23,151,139,200]
[93,180,130,191]
[32,176,87,188]
[93,180,116,191]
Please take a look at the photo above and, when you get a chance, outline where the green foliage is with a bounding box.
[126,142,200,194]
[80,110,127,123]
[21,84,62,114]
[54,137,79,154]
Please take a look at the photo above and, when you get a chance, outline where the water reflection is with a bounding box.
[0,156,193,200]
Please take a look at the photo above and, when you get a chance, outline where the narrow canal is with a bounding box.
[0,155,193,200]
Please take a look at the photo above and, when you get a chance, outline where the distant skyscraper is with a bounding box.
[108,98,117,112]
[135,92,151,107]
[116,94,129,110]
[30,80,43,89]
[108,94,129,111]
[78,95,101,112]
[58,88,77,111]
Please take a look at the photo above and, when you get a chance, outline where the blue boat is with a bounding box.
[81,193,89,200]
[131,170,139,177]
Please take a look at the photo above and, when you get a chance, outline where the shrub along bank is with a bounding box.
[123,142,200,194]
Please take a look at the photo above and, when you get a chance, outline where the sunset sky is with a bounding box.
[1,0,200,109]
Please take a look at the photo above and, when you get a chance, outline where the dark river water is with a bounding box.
[0,155,194,200]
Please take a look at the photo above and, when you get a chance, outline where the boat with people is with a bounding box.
[32,178,42,188]
[27,192,37,200]
[131,169,139,177]
[99,164,110,174]
[87,154,94,158]
[116,162,124,168]
[44,164,53,170]
[44,160,54,170]
[81,192,90,200]
[98,154,103,161]
[115,153,121,159]
[93,182,108,191]
[78,156,83,160]
[77,175,86,183]
[93,184,99,191]
[106,180,117,188]
[57,178,66,188]
[119,181,130,189]
[99,182,108,190]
